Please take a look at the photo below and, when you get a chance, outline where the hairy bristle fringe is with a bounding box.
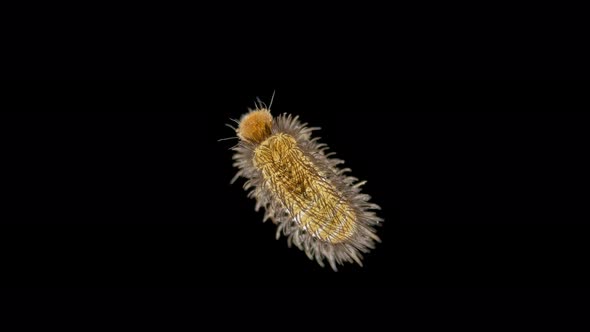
[232,112,382,271]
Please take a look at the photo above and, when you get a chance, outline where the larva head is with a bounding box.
[237,109,273,144]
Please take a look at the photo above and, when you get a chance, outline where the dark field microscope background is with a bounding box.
[1,80,588,289]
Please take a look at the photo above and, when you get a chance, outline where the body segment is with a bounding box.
[254,133,356,243]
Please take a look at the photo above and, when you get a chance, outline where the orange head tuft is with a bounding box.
[237,109,273,144]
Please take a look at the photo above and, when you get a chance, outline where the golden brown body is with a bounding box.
[253,133,356,243]
[232,108,382,270]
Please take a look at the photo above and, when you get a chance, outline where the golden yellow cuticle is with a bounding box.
[253,133,356,243]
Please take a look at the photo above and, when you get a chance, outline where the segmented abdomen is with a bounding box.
[253,133,356,243]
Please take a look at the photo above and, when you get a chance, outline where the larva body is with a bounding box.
[231,106,382,271]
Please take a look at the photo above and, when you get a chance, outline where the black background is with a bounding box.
[1,1,589,327]
[1,81,588,290]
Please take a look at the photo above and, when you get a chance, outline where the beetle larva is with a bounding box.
[230,103,382,271]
